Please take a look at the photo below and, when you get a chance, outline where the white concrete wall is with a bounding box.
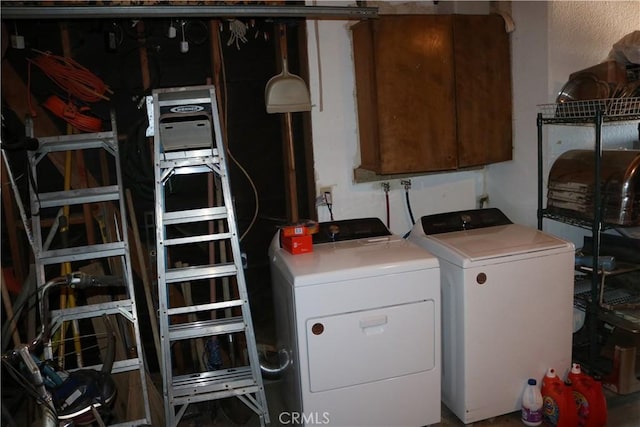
[305,1,639,243]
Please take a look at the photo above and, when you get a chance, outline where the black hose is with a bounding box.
[385,191,390,229]
[68,273,124,289]
[405,189,415,226]
[121,117,155,202]
[100,316,116,375]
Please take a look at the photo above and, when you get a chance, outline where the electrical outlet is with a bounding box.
[317,186,333,206]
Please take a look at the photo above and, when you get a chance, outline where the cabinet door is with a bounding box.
[352,18,382,173]
[353,15,458,174]
[352,14,512,175]
[454,14,513,168]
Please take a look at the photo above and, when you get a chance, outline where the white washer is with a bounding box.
[407,209,575,424]
[269,218,441,427]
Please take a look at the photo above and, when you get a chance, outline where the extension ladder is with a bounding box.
[149,85,269,426]
[27,112,152,426]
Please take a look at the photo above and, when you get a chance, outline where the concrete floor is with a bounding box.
[5,376,639,426]
[174,379,640,427]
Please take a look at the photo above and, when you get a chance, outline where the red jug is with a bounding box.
[567,363,608,427]
[541,368,578,427]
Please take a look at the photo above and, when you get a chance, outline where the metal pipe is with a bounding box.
[284,112,299,223]
[589,108,603,367]
[16,344,56,424]
[536,113,543,230]
[1,150,36,252]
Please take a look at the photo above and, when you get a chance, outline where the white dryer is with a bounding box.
[407,208,575,424]
[269,218,441,426]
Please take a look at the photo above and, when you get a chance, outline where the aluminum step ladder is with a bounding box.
[27,112,152,427]
[149,85,269,427]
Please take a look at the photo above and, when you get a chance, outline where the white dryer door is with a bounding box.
[306,300,435,393]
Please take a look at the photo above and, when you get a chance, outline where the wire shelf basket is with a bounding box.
[538,97,640,123]
[574,268,640,313]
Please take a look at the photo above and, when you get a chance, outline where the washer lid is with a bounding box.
[272,234,439,287]
[420,223,573,267]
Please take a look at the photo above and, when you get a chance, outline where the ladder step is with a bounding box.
[167,299,244,317]
[165,263,237,283]
[168,316,245,341]
[51,299,135,322]
[35,131,117,154]
[157,92,213,108]
[39,242,126,265]
[164,232,232,247]
[163,206,228,225]
[164,165,218,177]
[78,357,143,375]
[159,156,219,170]
[38,185,120,208]
[171,366,258,401]
[109,358,143,375]
[158,148,218,163]
[160,147,217,158]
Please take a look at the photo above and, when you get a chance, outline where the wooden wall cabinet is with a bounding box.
[352,14,512,176]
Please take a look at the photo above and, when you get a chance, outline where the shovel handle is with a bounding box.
[278,23,289,71]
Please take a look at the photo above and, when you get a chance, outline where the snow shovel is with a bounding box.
[265,23,311,113]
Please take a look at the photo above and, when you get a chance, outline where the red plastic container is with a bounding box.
[541,368,578,427]
[567,363,608,427]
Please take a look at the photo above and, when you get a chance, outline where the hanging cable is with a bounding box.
[402,179,415,226]
[28,49,113,103]
[226,19,248,50]
[216,26,259,242]
[323,191,334,221]
[179,20,189,53]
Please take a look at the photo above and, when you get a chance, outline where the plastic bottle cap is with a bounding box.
[546,368,557,377]
[528,378,537,386]
[571,363,581,374]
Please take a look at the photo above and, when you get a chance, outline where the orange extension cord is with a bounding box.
[42,95,102,133]
[28,49,112,103]
[28,49,112,132]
